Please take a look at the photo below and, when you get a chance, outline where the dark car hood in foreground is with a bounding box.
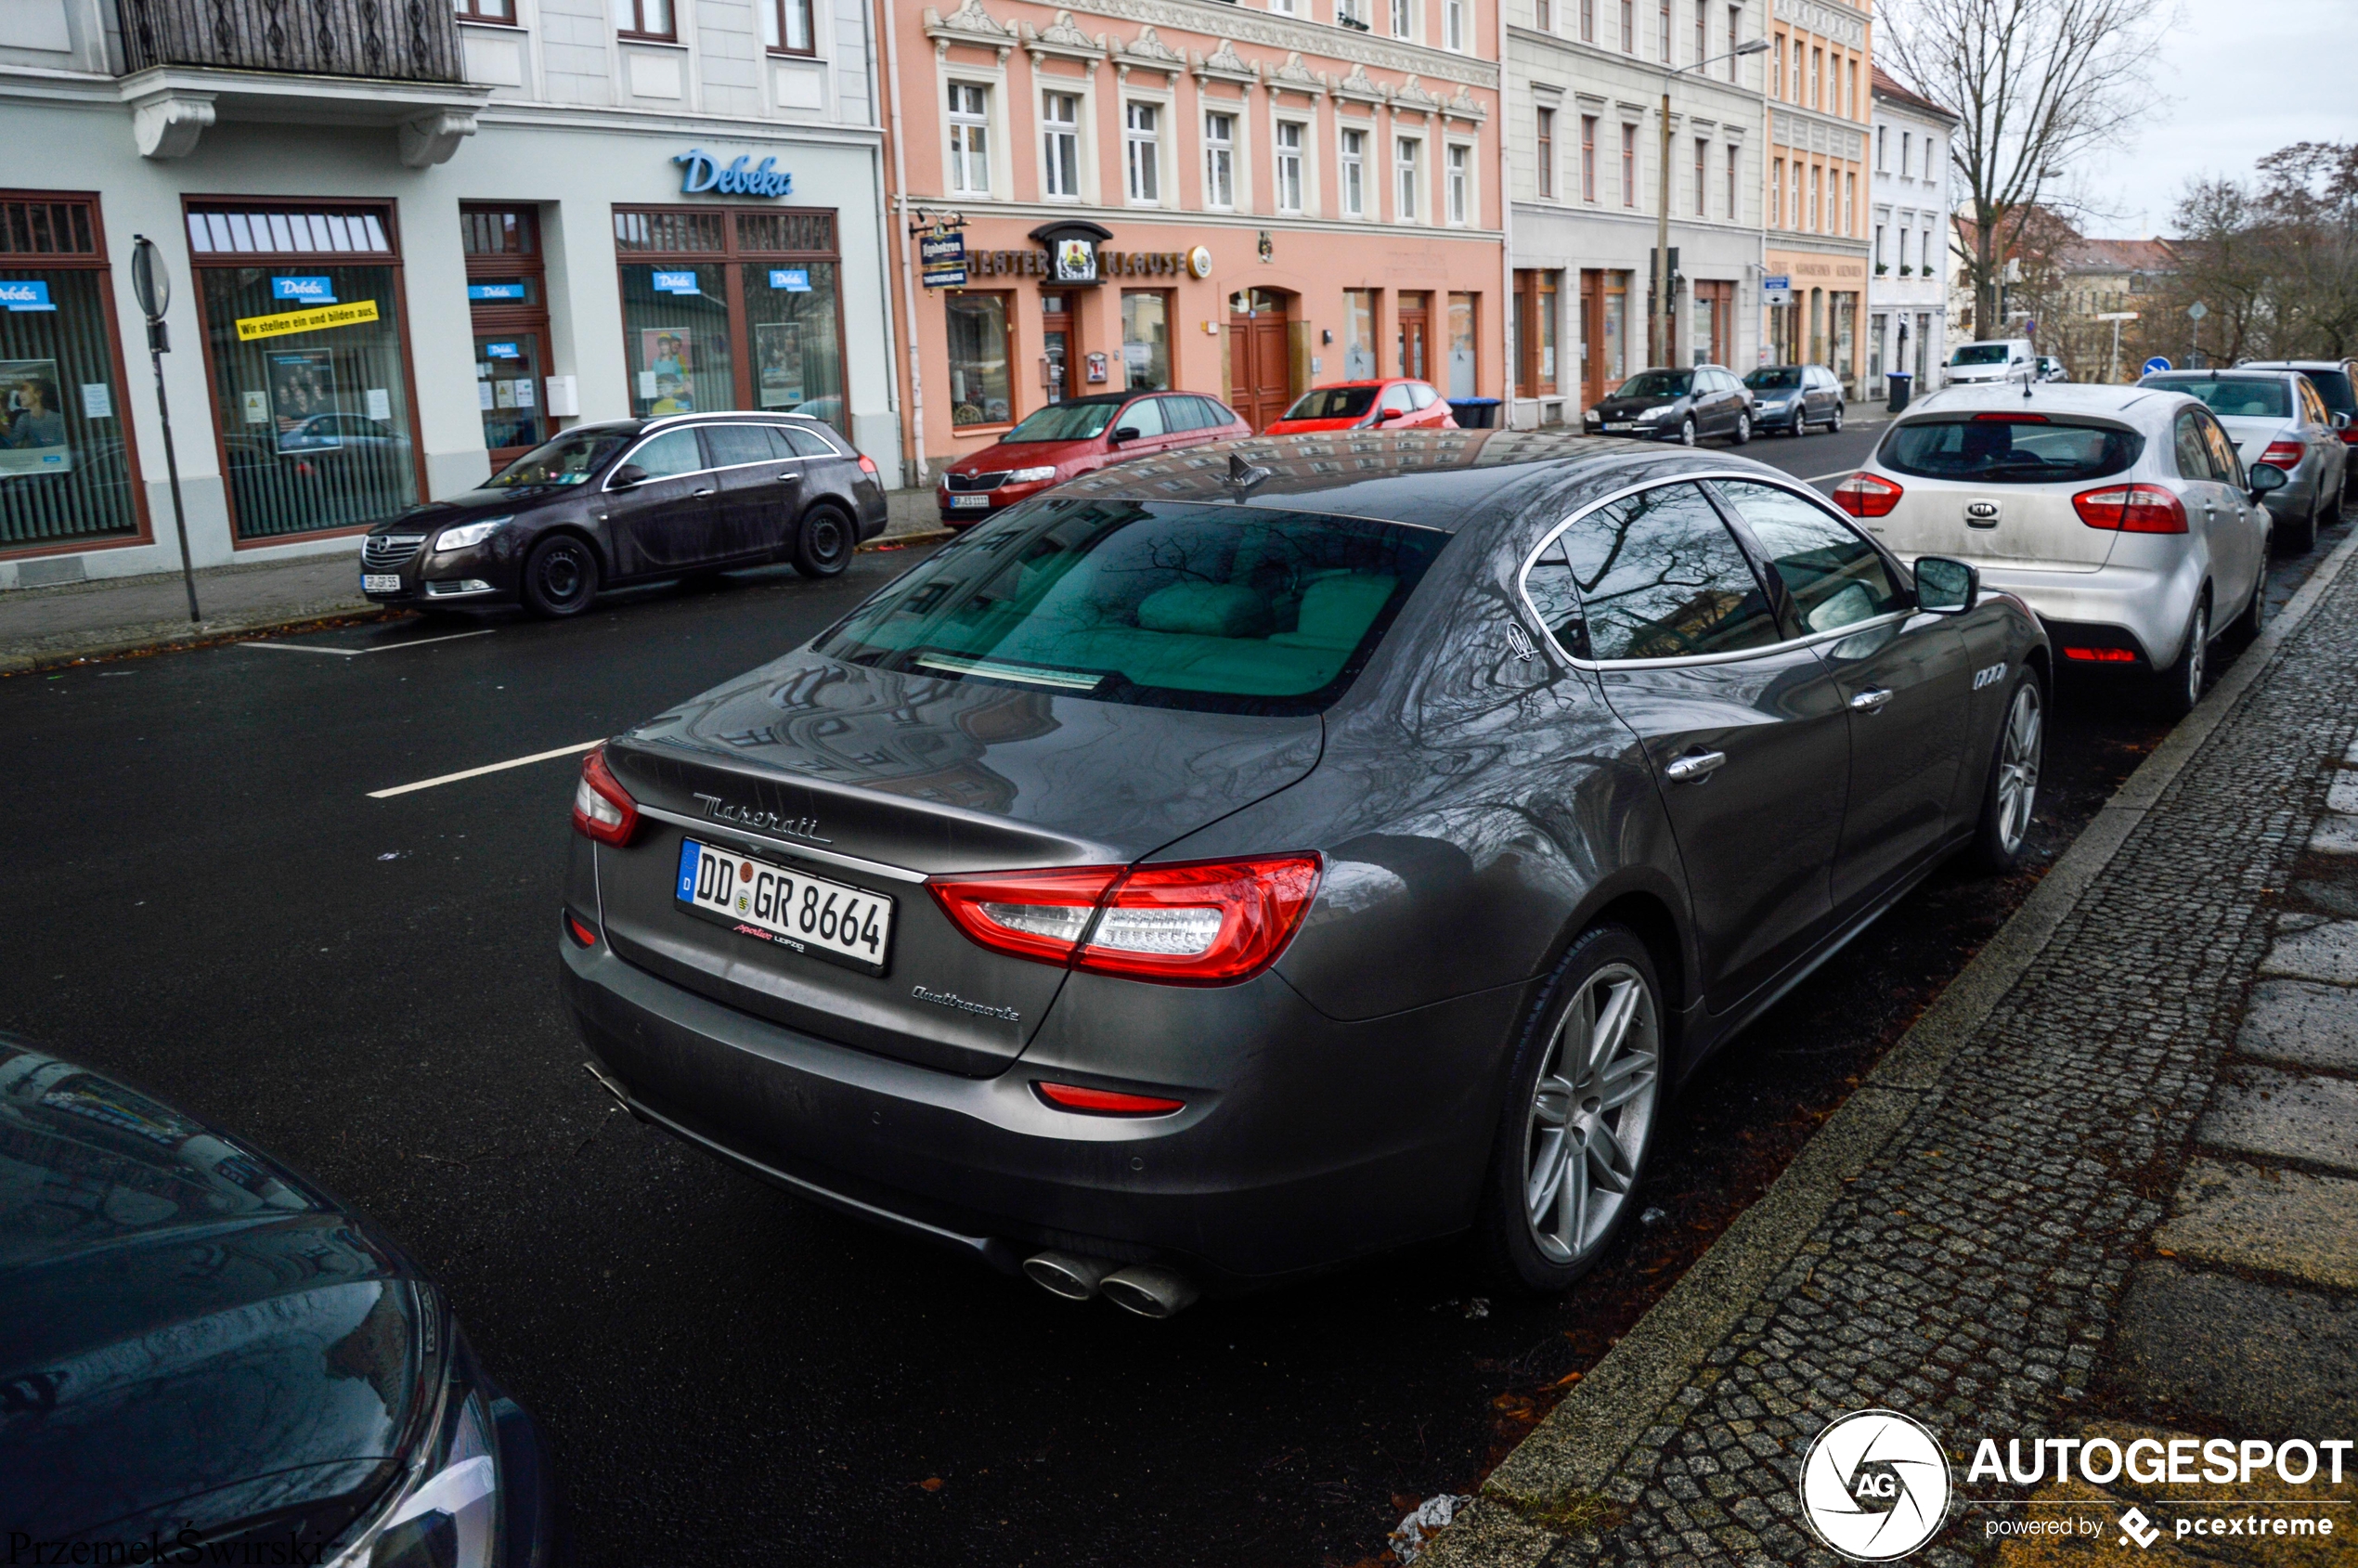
[609,651,1325,872]
[0,1044,427,1543]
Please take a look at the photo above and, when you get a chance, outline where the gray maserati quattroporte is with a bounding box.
[558,430,2048,1314]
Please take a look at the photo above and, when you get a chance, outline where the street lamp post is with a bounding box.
[1652,36,1770,369]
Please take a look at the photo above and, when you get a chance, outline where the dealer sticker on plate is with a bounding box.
[676,837,892,975]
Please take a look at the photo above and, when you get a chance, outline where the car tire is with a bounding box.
[2283,493,2320,555]
[1829,402,1845,434]
[1731,411,1752,446]
[520,534,601,618]
[1677,417,1697,447]
[2230,554,2269,646]
[1971,672,2044,874]
[2155,598,2209,719]
[792,504,854,577]
[1474,925,1665,1294]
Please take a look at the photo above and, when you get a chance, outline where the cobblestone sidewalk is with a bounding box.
[1425,534,2358,1568]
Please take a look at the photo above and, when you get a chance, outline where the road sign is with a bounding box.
[2095,311,2140,322]
[2187,301,2209,321]
[2143,356,2172,374]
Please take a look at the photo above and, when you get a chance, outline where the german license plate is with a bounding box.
[1604,422,1635,433]
[948,494,991,510]
[362,573,402,593]
[676,837,892,975]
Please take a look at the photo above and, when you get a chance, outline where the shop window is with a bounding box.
[1276,122,1305,214]
[1204,111,1236,210]
[1121,291,1171,391]
[1125,103,1161,203]
[760,0,814,53]
[1603,275,1626,384]
[1043,92,1082,199]
[463,203,550,467]
[948,84,992,196]
[1341,128,1367,217]
[615,204,848,434]
[613,0,674,39]
[1344,289,1377,378]
[1447,292,1476,399]
[0,193,142,557]
[188,201,419,543]
[945,292,1012,426]
[1514,270,1558,395]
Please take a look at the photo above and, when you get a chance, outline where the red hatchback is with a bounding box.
[937,389,1250,526]
[1263,379,1458,434]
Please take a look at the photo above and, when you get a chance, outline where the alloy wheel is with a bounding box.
[2183,603,2209,707]
[1678,418,1696,447]
[1830,403,1845,433]
[1521,962,1660,1265]
[1994,681,2042,856]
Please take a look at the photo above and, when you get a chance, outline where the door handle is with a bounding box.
[1849,687,1895,714]
[693,487,715,498]
[778,470,802,481]
[1665,749,1727,783]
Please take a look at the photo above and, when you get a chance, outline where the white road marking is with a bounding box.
[369,740,602,799]
[245,629,495,657]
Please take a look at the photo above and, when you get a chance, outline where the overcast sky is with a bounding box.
[2073,0,2358,238]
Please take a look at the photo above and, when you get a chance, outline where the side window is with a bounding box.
[704,424,775,468]
[1162,395,1205,433]
[1407,382,1439,409]
[2301,380,2328,427]
[1201,398,1241,429]
[2200,415,2243,486]
[1379,382,1415,415]
[1555,483,1781,660]
[626,428,704,478]
[780,424,838,458]
[2172,411,2215,481]
[1117,397,1164,438]
[1715,479,1907,634]
[1522,536,1590,658]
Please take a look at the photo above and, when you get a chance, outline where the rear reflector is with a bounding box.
[572,746,639,846]
[1832,472,1903,518]
[2072,483,2187,534]
[2062,645,2139,663]
[928,853,1323,985]
[566,914,600,947]
[1034,1082,1187,1116]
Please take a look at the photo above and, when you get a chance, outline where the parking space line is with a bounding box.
[369,740,602,799]
[245,629,495,657]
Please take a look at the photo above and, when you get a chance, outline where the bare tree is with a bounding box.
[2130,143,2358,365]
[1879,0,2171,339]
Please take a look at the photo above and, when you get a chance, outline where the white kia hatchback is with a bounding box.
[1832,383,2287,715]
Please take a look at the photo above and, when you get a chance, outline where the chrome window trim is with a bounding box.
[634,801,929,885]
[604,426,716,491]
[1513,470,1913,671]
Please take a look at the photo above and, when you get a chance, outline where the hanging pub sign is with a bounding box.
[1029,219,1113,287]
[919,227,967,289]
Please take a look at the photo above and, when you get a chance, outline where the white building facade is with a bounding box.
[1503,0,1767,427]
[1866,64,1951,397]
[0,0,894,588]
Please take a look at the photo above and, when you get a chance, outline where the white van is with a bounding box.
[1946,338,2036,387]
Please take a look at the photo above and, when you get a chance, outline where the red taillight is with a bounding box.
[2063,645,2139,663]
[858,452,880,476]
[2072,483,2187,534]
[1033,1082,1186,1116]
[1832,472,1903,518]
[2260,440,2304,472]
[571,746,639,846]
[927,853,1323,985]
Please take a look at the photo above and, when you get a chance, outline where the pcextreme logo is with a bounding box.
[1799,1410,1953,1561]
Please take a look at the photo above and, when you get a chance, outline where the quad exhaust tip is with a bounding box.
[1022,1252,1199,1316]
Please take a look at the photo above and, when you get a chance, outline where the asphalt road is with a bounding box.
[1,430,2342,1568]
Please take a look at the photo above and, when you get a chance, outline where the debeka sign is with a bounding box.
[675,149,793,199]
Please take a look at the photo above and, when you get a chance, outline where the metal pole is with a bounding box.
[1655,86,1673,368]
[146,327,199,624]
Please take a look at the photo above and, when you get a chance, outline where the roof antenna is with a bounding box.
[1224,449,1272,499]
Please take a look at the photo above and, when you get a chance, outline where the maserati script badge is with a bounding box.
[693,793,832,845]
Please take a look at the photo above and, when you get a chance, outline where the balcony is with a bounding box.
[113,0,489,164]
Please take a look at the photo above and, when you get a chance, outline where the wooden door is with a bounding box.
[1228,289,1292,431]
[1397,292,1431,381]
[1579,270,1606,409]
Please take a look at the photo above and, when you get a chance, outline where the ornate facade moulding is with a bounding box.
[1332,60,1387,107]
[1265,49,1328,99]
[1113,23,1186,80]
[1040,0,1496,89]
[924,0,1017,62]
[1191,37,1260,89]
[1021,9,1108,68]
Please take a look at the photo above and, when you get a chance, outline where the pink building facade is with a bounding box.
[879,0,1506,476]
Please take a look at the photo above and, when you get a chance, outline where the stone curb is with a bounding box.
[1443,525,2358,1552]
[0,529,955,678]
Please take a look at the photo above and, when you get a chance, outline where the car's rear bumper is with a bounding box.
[1964,560,2203,669]
[559,932,1519,1285]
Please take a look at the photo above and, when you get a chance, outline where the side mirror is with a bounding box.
[1375,406,1405,421]
[2333,411,2352,432]
[2249,461,2289,499]
[608,463,649,488]
[1109,426,1141,445]
[1915,555,1979,614]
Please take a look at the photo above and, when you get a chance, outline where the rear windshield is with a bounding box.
[1617,370,1692,397]
[486,430,631,486]
[1744,368,1801,390]
[1285,386,1379,421]
[2148,377,2291,419]
[1877,417,2144,485]
[813,499,1448,715]
[1003,400,1121,443]
[1950,344,2014,366]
